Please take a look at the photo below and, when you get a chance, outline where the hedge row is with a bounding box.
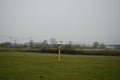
[0,48,14,52]
[15,49,120,56]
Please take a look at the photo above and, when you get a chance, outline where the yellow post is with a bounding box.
[58,44,61,62]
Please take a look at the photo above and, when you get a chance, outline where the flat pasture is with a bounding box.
[0,51,120,80]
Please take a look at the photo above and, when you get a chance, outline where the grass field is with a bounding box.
[0,51,120,80]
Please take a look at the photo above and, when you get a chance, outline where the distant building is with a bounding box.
[106,45,120,49]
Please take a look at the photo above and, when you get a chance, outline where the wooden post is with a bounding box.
[58,44,61,62]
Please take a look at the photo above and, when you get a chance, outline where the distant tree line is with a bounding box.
[1,38,120,50]
[1,38,120,56]
[0,40,106,49]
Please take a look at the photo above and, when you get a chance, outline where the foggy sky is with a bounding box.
[0,0,120,44]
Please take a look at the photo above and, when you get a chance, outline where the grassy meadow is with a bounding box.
[0,50,120,80]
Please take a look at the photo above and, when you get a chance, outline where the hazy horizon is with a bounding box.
[0,0,120,44]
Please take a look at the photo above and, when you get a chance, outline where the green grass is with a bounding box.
[0,51,120,80]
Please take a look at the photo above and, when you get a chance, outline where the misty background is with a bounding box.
[0,0,120,44]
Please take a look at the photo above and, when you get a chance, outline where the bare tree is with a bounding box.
[50,38,57,48]
[41,40,49,49]
[93,41,99,48]
[29,37,33,48]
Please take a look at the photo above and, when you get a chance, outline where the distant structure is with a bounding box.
[106,44,120,49]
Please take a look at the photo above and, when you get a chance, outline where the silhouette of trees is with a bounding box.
[99,43,106,49]
[41,40,49,49]
[93,42,99,48]
[50,38,57,48]
[0,42,12,48]
[63,41,73,49]
[29,39,33,48]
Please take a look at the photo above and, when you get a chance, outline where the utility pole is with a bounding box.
[58,41,63,62]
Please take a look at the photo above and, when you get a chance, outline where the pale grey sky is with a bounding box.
[0,0,120,44]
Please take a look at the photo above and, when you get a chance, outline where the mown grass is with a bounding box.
[0,51,120,80]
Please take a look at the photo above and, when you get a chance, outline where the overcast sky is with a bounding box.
[0,0,120,44]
